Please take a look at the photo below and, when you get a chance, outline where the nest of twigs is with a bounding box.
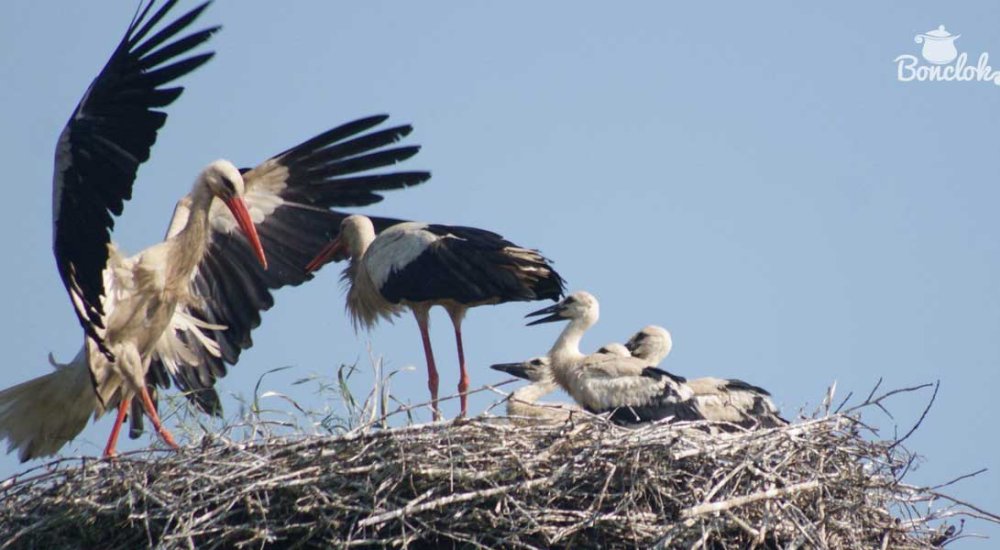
[0,381,994,549]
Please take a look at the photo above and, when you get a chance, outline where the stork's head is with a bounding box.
[199,160,267,269]
[304,215,376,273]
[596,342,630,357]
[490,356,554,383]
[525,290,599,326]
[201,159,247,201]
[338,215,377,257]
[625,325,673,364]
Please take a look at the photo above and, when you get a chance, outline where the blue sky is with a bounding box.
[1,2,999,544]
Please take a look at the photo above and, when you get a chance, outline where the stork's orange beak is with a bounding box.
[224,197,268,269]
[304,237,346,274]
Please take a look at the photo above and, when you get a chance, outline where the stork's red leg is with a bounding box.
[452,320,470,418]
[413,308,441,420]
[102,397,131,457]
[137,385,179,450]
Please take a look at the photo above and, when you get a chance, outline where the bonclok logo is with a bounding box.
[894,25,1000,85]
[915,25,960,65]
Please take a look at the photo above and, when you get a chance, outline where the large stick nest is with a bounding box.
[0,382,993,549]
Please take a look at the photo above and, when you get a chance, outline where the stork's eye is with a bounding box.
[221,177,237,194]
[530,359,543,366]
[562,296,577,305]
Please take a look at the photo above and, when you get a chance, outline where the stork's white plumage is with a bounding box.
[595,342,630,357]
[524,292,701,425]
[623,325,674,365]
[306,214,566,418]
[490,357,581,423]
[0,1,430,462]
[624,326,787,428]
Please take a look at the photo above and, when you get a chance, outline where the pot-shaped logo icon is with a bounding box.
[914,25,960,65]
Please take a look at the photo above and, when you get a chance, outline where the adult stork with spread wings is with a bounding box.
[0,0,429,462]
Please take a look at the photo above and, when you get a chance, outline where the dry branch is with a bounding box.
[0,382,993,549]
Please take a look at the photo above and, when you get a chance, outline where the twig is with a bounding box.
[889,380,939,452]
[356,476,551,528]
[681,481,822,518]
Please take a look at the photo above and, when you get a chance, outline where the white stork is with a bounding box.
[524,291,701,425]
[305,215,566,419]
[0,0,430,462]
[489,357,581,423]
[624,326,787,428]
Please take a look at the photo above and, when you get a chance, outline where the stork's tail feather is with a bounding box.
[0,350,99,462]
[512,249,566,302]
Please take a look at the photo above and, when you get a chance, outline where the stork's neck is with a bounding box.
[547,313,597,364]
[345,222,377,287]
[508,380,560,417]
[511,380,558,404]
[342,220,401,331]
[167,182,215,275]
[349,223,377,259]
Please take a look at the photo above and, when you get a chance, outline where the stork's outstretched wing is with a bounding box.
[138,116,428,426]
[52,0,217,357]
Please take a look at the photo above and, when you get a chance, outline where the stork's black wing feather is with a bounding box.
[608,400,703,425]
[379,224,566,306]
[138,117,428,428]
[641,367,688,384]
[601,367,702,425]
[52,0,217,357]
[722,378,772,397]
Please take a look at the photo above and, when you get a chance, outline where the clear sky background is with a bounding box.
[1,2,998,545]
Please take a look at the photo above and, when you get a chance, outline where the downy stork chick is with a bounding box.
[490,357,580,423]
[624,325,673,365]
[307,214,565,419]
[525,292,701,425]
[595,342,630,357]
[625,325,787,428]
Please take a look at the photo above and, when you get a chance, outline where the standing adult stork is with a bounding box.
[0,0,430,462]
[624,326,787,428]
[524,292,701,425]
[305,215,565,419]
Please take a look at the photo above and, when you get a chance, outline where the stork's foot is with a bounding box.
[137,385,180,451]
[157,427,180,450]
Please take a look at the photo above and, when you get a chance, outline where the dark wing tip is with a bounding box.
[248,114,430,209]
[641,367,687,384]
[53,0,217,346]
[724,378,772,396]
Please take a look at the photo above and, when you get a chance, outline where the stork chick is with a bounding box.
[624,325,787,428]
[524,292,700,425]
[490,357,580,423]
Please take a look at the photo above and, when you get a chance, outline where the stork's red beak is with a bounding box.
[224,197,268,269]
[304,237,346,274]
